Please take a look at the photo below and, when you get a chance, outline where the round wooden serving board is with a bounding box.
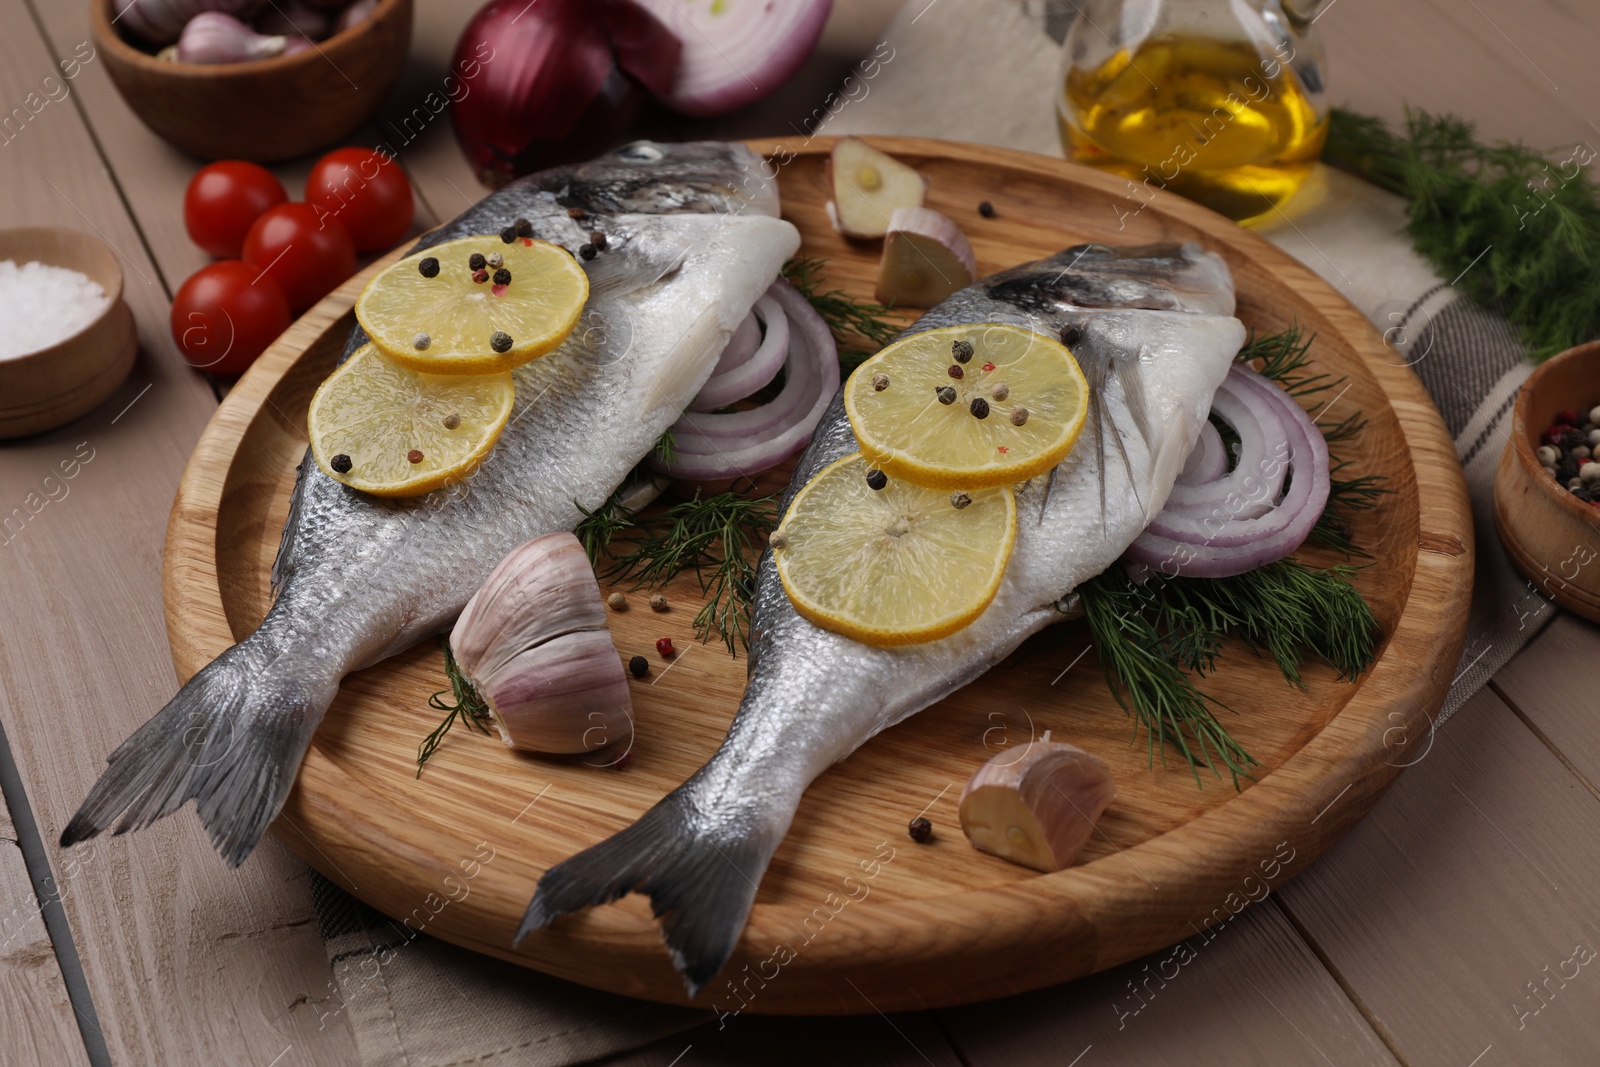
[164,137,1474,1014]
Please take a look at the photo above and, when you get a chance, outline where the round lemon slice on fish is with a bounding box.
[844,323,1089,490]
[356,235,588,375]
[308,343,514,497]
[772,453,1016,646]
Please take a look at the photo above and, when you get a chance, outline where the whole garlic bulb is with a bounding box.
[175,12,287,63]
[450,532,633,755]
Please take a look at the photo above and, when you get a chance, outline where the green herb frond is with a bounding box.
[574,492,637,565]
[653,428,677,465]
[1325,107,1600,360]
[782,256,906,372]
[604,492,778,653]
[416,638,493,776]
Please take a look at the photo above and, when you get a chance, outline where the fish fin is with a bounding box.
[270,451,310,597]
[1107,361,1149,520]
[516,786,775,997]
[60,636,332,867]
[584,232,690,301]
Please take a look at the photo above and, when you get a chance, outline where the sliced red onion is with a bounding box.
[1176,420,1226,485]
[687,294,788,412]
[711,309,762,376]
[1126,364,1330,578]
[650,279,838,481]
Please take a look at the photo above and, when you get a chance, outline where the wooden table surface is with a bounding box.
[2,1,1597,1064]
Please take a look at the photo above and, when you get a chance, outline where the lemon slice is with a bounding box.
[356,235,588,374]
[844,323,1089,489]
[308,343,515,497]
[772,453,1016,646]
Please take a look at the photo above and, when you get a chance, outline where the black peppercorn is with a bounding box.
[418,256,439,278]
[590,230,608,250]
[952,339,974,363]
[515,217,534,237]
[493,268,511,285]
[936,385,957,405]
[978,201,995,218]
[469,252,486,271]
[579,243,597,260]
[330,454,352,474]
[499,226,516,243]
[908,817,933,843]
[490,331,513,353]
[866,468,888,491]
[1060,324,1082,347]
[628,655,649,678]
[970,397,990,419]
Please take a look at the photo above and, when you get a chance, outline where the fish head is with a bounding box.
[535,141,782,218]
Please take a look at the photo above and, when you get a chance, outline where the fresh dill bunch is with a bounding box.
[782,256,906,372]
[416,637,494,776]
[1324,107,1600,360]
[1078,574,1256,787]
[574,492,636,565]
[653,428,676,465]
[605,492,779,652]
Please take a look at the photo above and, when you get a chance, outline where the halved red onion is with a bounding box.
[1126,364,1330,578]
[1176,420,1227,485]
[650,279,838,481]
[687,294,788,412]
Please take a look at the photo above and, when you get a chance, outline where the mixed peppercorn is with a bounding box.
[1538,404,1600,505]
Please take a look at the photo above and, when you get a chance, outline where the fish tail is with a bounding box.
[60,632,334,867]
[516,781,778,996]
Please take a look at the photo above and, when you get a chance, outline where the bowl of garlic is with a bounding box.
[92,0,412,163]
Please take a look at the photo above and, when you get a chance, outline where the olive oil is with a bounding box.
[1059,36,1327,222]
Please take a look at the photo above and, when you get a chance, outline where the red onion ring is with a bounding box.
[1176,420,1227,485]
[649,279,839,481]
[1126,364,1330,578]
[687,294,788,412]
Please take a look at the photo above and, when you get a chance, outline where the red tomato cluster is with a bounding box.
[172,149,415,375]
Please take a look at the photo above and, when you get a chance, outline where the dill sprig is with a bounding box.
[1080,325,1385,783]
[653,428,676,465]
[604,492,778,653]
[574,492,636,565]
[416,638,494,776]
[782,256,906,372]
[1324,107,1600,360]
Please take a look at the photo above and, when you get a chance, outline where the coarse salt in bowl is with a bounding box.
[0,260,111,361]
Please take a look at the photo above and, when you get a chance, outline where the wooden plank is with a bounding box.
[602,1013,963,1066]
[939,898,1399,1066]
[1491,613,1600,787]
[1318,0,1600,149]
[0,2,359,1063]
[0,801,90,1067]
[1275,687,1600,1064]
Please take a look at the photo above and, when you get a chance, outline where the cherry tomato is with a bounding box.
[305,147,415,253]
[242,202,357,312]
[183,161,288,259]
[170,261,292,376]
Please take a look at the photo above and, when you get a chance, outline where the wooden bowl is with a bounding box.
[92,0,413,163]
[0,227,136,440]
[1494,341,1600,622]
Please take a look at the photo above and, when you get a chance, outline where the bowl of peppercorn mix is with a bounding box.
[1494,341,1600,623]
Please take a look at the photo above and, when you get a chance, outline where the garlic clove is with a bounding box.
[958,738,1116,872]
[469,629,633,754]
[175,13,288,64]
[451,533,607,683]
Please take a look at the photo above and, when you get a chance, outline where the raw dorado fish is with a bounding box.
[62,142,799,865]
[520,242,1249,994]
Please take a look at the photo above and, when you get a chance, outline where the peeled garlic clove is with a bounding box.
[450,532,633,756]
[958,738,1116,872]
[875,207,977,308]
[451,533,607,683]
[468,630,632,754]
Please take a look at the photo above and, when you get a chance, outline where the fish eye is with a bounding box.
[616,142,664,163]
